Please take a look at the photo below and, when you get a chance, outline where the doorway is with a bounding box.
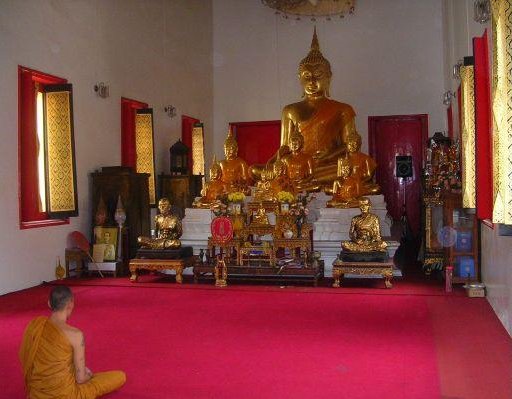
[368,114,427,239]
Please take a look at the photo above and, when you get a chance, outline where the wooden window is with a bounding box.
[18,66,78,229]
[121,98,156,206]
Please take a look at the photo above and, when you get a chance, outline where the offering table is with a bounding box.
[129,257,195,283]
[332,259,394,289]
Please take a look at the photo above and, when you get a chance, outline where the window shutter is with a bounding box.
[192,123,205,176]
[135,108,156,206]
[43,84,79,218]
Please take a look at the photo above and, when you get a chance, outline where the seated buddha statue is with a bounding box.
[345,133,380,195]
[193,156,226,208]
[252,28,357,187]
[138,198,182,249]
[281,130,320,192]
[269,155,295,196]
[341,198,387,252]
[252,203,270,225]
[326,157,361,208]
[219,128,252,195]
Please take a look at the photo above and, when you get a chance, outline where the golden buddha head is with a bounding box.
[209,156,221,180]
[298,28,332,97]
[337,157,351,178]
[158,197,171,215]
[224,128,238,160]
[346,133,362,154]
[289,130,305,153]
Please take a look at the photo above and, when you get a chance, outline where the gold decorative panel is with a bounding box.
[45,89,77,214]
[460,65,476,209]
[192,124,205,176]
[135,111,156,205]
[491,0,512,224]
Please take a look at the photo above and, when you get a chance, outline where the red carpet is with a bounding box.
[1,281,511,399]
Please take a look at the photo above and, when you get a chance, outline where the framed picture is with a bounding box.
[93,226,118,261]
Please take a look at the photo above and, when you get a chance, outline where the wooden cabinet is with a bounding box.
[158,174,202,217]
[91,167,150,268]
[442,192,480,283]
[421,197,445,275]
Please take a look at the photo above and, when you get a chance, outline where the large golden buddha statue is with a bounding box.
[138,198,182,249]
[341,198,387,252]
[254,28,357,187]
[193,156,225,208]
[219,128,252,195]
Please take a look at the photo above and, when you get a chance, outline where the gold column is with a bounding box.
[460,65,476,209]
[491,0,512,224]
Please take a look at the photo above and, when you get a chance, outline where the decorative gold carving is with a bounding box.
[45,91,76,212]
[332,260,394,289]
[135,112,156,205]
[214,255,228,287]
[491,0,512,224]
[129,257,194,283]
[192,124,205,176]
[460,65,476,208]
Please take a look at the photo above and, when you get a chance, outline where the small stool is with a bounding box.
[65,248,88,278]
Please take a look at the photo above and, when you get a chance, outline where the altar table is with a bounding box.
[332,260,394,289]
[129,257,195,283]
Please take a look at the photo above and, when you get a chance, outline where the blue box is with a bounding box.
[455,231,472,251]
[456,256,475,278]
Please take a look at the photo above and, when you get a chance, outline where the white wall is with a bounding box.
[0,0,213,295]
[212,0,446,157]
[442,0,512,336]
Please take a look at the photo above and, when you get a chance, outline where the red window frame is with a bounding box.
[18,66,69,229]
[121,97,148,168]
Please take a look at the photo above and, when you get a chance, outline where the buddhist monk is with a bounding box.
[19,286,126,399]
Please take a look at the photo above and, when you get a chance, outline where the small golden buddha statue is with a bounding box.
[253,168,276,202]
[252,203,270,225]
[345,133,380,195]
[281,130,320,192]
[219,128,252,195]
[326,157,361,208]
[341,197,387,252]
[138,198,182,249]
[193,156,226,208]
[269,155,295,196]
[253,28,357,186]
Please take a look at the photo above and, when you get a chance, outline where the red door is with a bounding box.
[368,115,427,236]
[230,120,281,165]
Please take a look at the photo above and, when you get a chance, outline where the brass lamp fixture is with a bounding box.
[474,0,491,24]
[262,0,355,21]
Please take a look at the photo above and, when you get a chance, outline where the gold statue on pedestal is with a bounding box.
[341,197,387,252]
[193,156,225,208]
[252,202,270,225]
[345,133,380,195]
[326,157,360,208]
[138,198,182,249]
[219,129,252,195]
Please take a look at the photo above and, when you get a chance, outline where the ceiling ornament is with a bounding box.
[262,0,355,21]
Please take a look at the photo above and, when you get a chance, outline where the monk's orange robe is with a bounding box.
[19,316,126,399]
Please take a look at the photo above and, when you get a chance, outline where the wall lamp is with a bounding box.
[94,82,109,98]
[474,0,491,24]
[443,91,456,106]
[164,105,177,118]
[452,60,464,80]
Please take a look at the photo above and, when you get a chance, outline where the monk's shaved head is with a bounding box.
[49,286,73,311]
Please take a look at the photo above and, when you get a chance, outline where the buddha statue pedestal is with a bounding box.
[180,208,214,275]
[310,193,399,277]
